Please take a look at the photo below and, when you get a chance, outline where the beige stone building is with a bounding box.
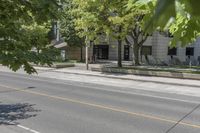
[66,32,200,65]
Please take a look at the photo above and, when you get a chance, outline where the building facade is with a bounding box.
[67,32,200,65]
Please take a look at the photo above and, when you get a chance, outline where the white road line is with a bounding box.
[0,72,200,104]
[17,125,40,133]
[8,121,40,133]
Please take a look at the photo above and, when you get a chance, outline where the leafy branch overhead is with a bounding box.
[60,0,84,47]
[0,0,62,74]
[143,0,200,46]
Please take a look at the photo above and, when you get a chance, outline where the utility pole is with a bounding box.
[56,0,61,42]
[56,21,60,41]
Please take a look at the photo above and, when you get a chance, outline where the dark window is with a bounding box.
[124,45,130,61]
[141,46,152,55]
[186,47,194,56]
[168,47,177,55]
[93,45,109,59]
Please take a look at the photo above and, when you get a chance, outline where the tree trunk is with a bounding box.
[117,26,122,68]
[133,44,140,65]
[37,48,40,55]
[118,39,122,67]
[80,44,83,62]
[85,44,89,70]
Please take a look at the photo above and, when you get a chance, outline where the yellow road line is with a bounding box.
[0,84,200,129]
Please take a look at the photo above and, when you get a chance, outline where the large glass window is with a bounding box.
[186,47,194,56]
[168,47,177,55]
[141,46,152,55]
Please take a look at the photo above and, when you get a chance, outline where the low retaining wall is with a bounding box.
[33,63,75,68]
[91,67,200,80]
[52,63,75,68]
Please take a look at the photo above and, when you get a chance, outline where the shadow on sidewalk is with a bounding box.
[0,103,40,125]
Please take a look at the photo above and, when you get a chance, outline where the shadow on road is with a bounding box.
[0,103,40,125]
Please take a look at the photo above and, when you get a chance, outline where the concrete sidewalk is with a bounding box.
[1,65,200,97]
[1,64,200,88]
[34,66,200,88]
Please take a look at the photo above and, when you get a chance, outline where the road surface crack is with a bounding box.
[165,103,200,133]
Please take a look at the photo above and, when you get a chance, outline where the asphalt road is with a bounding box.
[0,71,200,133]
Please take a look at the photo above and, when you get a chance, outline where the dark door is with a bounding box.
[124,45,130,61]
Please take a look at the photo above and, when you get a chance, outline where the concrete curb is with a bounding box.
[32,63,75,69]
[91,67,200,80]
[36,68,200,88]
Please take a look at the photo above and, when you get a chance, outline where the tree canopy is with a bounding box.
[0,0,62,74]
[144,0,200,46]
[60,0,84,47]
[73,0,137,41]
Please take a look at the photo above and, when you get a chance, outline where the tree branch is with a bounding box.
[125,36,132,46]
[132,27,137,39]
[139,33,148,46]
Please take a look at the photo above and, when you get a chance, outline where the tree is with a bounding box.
[125,17,148,65]
[125,1,154,65]
[60,0,85,61]
[145,0,200,46]
[73,0,136,67]
[28,25,49,54]
[0,0,62,74]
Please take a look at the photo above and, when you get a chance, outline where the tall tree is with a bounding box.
[125,1,154,65]
[125,17,148,65]
[60,0,85,61]
[0,0,62,74]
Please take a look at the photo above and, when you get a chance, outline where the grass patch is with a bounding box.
[174,65,200,69]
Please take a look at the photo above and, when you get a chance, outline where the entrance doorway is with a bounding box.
[93,45,109,59]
